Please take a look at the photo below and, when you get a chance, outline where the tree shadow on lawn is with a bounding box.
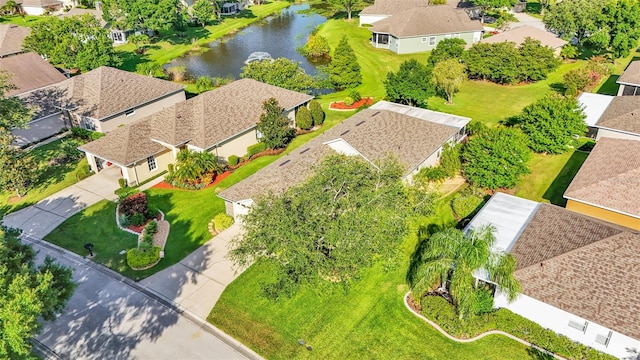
[163,26,212,46]
[542,150,589,206]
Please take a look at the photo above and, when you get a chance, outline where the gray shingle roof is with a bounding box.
[510,203,640,340]
[617,60,640,86]
[563,137,640,218]
[79,79,313,165]
[480,25,567,49]
[57,66,184,120]
[0,24,30,57]
[360,0,427,15]
[58,8,108,28]
[370,6,482,37]
[0,52,66,97]
[218,101,469,202]
[594,96,640,135]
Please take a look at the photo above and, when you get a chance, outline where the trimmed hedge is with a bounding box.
[420,296,614,360]
[247,142,267,158]
[309,100,325,126]
[126,246,161,269]
[228,155,240,166]
[214,213,234,232]
[296,106,313,130]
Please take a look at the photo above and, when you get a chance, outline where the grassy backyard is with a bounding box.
[0,139,90,217]
[0,15,42,26]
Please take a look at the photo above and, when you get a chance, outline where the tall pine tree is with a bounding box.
[328,36,362,90]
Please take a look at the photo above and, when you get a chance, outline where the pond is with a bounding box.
[170,3,327,79]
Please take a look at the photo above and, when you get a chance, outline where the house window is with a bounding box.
[429,36,436,46]
[444,34,452,39]
[421,37,428,43]
[568,320,588,333]
[81,116,96,131]
[147,156,157,171]
[125,109,136,117]
[454,33,461,38]
[595,331,612,347]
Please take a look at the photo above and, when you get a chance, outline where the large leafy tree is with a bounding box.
[516,95,586,154]
[543,0,605,43]
[102,0,181,32]
[472,0,518,23]
[328,36,362,90]
[192,0,214,28]
[241,58,315,93]
[0,72,37,197]
[256,98,295,149]
[461,127,531,189]
[432,59,466,105]
[328,0,360,21]
[410,225,520,319]
[517,38,560,82]
[0,227,76,358]
[230,155,435,298]
[23,15,119,72]
[384,59,435,108]
[427,38,467,67]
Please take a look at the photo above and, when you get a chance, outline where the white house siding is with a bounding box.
[595,128,640,141]
[97,91,186,133]
[494,292,640,359]
[359,14,389,26]
[124,149,174,185]
[22,6,45,15]
[209,127,259,161]
[231,199,253,222]
[394,31,480,54]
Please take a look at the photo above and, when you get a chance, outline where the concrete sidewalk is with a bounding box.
[2,167,120,238]
[141,224,247,319]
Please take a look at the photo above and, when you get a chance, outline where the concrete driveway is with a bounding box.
[2,166,120,238]
[510,12,545,30]
[141,224,247,319]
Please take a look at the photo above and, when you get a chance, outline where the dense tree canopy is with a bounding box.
[192,0,214,28]
[241,58,316,93]
[102,0,181,32]
[428,38,467,67]
[23,15,119,72]
[471,0,518,22]
[461,127,531,189]
[516,95,586,154]
[384,59,435,108]
[256,98,295,149]
[328,36,362,90]
[328,0,361,20]
[543,0,605,43]
[410,225,520,319]
[432,59,466,104]
[229,155,435,298]
[0,227,76,358]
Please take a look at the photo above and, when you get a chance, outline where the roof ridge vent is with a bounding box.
[340,130,350,136]
[371,111,381,117]
[355,121,366,126]
[279,159,291,167]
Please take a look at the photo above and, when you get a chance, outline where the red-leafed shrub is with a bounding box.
[120,192,148,217]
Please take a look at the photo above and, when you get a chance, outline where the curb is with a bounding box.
[22,234,264,360]
[403,292,568,360]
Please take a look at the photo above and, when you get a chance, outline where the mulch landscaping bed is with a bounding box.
[329,97,374,111]
[152,170,232,191]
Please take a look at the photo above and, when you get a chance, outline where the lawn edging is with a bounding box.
[115,204,165,236]
[402,292,568,360]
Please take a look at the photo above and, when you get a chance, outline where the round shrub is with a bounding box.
[228,155,239,166]
[126,246,161,269]
[344,96,354,106]
[309,100,325,126]
[451,193,483,219]
[296,106,313,130]
[348,89,362,102]
[214,213,234,232]
[118,178,127,189]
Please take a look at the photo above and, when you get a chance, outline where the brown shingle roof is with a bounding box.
[510,204,640,340]
[79,79,313,164]
[0,24,30,57]
[480,25,567,49]
[370,6,482,37]
[58,8,108,28]
[563,137,640,218]
[0,52,66,97]
[617,60,640,86]
[219,102,467,202]
[360,0,427,15]
[594,96,640,135]
[57,66,184,120]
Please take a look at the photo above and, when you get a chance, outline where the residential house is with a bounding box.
[616,60,640,96]
[563,138,640,231]
[0,0,72,15]
[0,24,30,57]
[358,0,426,26]
[578,93,640,140]
[368,3,483,54]
[218,101,470,220]
[480,25,567,56]
[78,78,313,186]
[466,192,640,359]
[58,7,108,28]
[0,52,68,146]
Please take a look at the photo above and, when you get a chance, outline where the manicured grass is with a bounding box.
[596,47,640,95]
[516,149,589,206]
[208,201,533,359]
[0,15,42,27]
[0,139,90,217]
[115,2,292,72]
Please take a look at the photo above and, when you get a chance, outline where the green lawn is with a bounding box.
[0,139,90,217]
[516,149,589,206]
[0,15,42,26]
[115,2,292,72]
[208,201,534,359]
